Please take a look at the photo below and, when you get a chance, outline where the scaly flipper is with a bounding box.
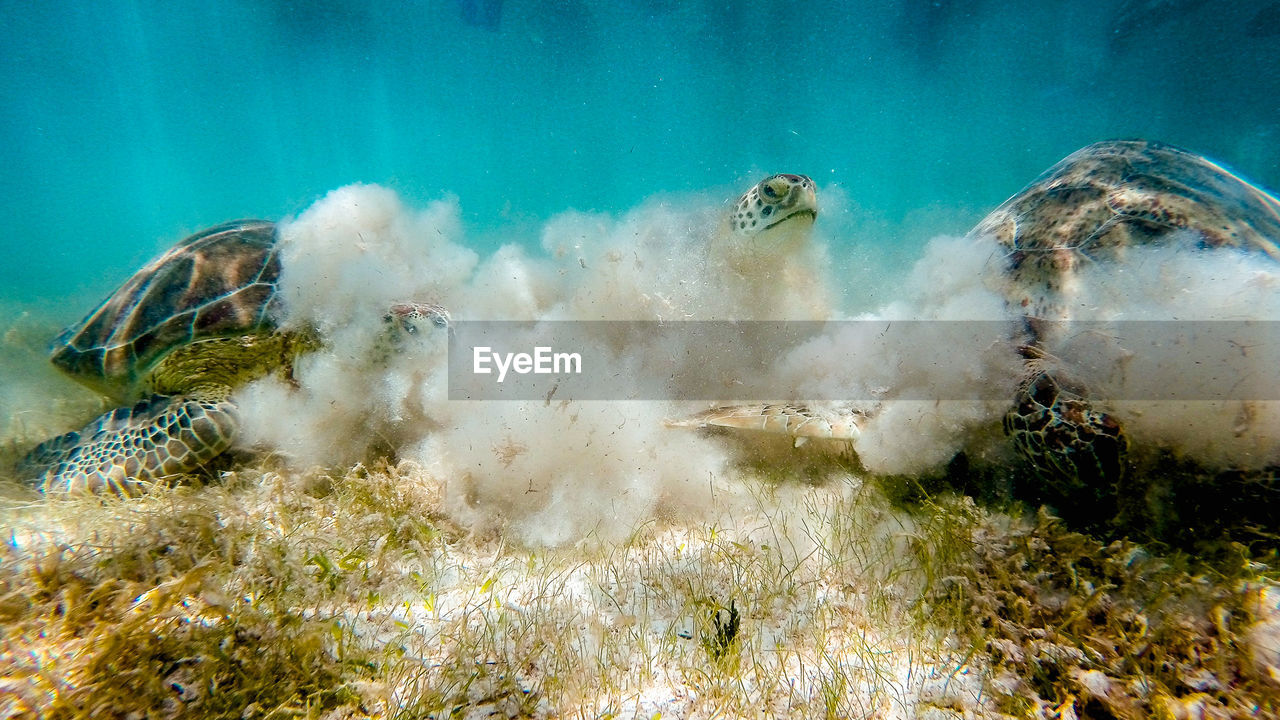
[19,393,238,494]
[1003,368,1128,496]
[665,403,865,444]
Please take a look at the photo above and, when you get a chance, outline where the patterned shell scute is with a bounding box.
[50,220,282,389]
[973,140,1280,311]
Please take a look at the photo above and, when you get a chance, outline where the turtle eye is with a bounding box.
[761,177,791,201]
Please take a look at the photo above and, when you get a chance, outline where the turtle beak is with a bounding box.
[789,179,817,213]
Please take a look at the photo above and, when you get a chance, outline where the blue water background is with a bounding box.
[2,0,1278,309]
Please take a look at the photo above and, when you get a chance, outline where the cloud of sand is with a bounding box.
[234,182,1280,545]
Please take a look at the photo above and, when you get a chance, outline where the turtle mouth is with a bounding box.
[762,209,817,231]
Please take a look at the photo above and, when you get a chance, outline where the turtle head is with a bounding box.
[383,302,451,337]
[367,301,451,365]
[729,174,818,243]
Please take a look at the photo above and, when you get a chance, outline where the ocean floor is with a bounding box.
[4,447,1280,718]
[0,454,983,718]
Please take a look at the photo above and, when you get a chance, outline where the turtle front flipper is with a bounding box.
[18,393,238,494]
[1003,367,1129,505]
[665,403,866,444]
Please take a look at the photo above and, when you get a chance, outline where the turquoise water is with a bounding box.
[2,0,1278,307]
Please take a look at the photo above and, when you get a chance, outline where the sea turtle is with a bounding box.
[719,173,818,266]
[679,140,1280,524]
[728,174,818,242]
[709,173,826,320]
[983,139,1280,496]
[16,219,447,494]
